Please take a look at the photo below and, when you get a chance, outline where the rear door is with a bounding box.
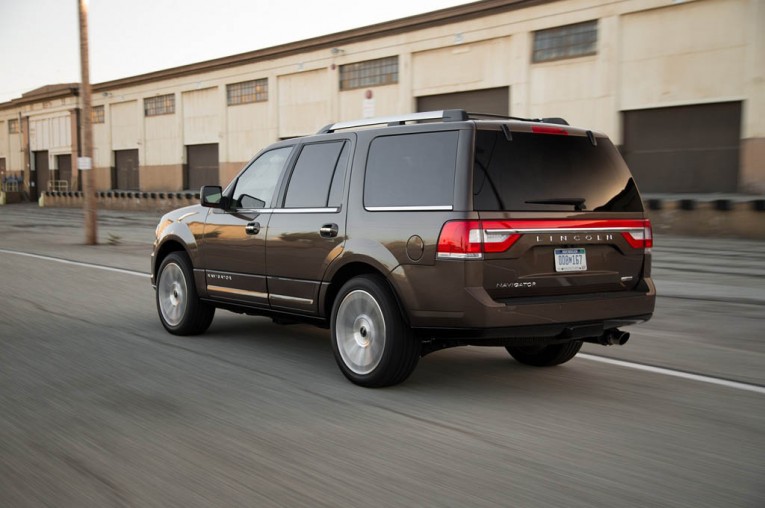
[265,137,352,315]
[472,127,650,300]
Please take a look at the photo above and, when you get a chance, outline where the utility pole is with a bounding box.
[79,0,97,245]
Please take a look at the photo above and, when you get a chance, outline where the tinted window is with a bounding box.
[327,142,350,207]
[473,130,642,212]
[233,146,292,209]
[284,141,346,208]
[365,131,458,209]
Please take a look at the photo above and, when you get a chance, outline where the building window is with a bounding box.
[532,20,598,63]
[227,78,268,105]
[8,118,19,133]
[339,56,398,91]
[144,94,175,116]
[91,105,105,124]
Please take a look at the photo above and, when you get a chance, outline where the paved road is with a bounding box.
[1,204,763,507]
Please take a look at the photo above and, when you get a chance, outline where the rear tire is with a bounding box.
[331,275,420,387]
[505,340,582,367]
[156,252,215,335]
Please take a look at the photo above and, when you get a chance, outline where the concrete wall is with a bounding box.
[1,0,762,193]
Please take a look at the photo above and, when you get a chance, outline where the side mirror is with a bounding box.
[200,186,229,209]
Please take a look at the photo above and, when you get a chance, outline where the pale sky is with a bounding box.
[0,0,476,103]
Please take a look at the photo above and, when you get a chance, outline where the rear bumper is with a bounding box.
[399,267,656,339]
[414,314,652,343]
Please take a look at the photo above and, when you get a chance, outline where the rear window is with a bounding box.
[473,129,642,212]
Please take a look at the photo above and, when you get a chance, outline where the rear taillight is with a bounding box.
[436,221,521,260]
[436,221,483,259]
[436,218,653,260]
[621,219,653,249]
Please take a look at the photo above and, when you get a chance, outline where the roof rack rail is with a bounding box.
[465,112,569,126]
[317,109,468,134]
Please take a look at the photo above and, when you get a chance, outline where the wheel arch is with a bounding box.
[321,261,410,326]
[153,238,190,282]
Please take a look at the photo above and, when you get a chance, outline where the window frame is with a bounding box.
[532,20,598,64]
[339,56,399,91]
[91,105,105,124]
[144,94,176,117]
[226,78,269,106]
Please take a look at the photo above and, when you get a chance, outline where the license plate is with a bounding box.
[554,248,587,272]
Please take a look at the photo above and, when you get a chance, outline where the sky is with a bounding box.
[0,0,476,103]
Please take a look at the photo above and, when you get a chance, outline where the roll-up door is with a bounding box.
[32,151,49,200]
[417,87,509,116]
[114,149,140,190]
[622,102,741,193]
[186,143,219,191]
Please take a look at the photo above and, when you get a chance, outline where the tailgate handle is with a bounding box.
[245,221,261,235]
[320,223,338,238]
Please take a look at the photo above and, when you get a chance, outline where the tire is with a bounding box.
[156,252,215,335]
[330,275,421,387]
[505,340,582,367]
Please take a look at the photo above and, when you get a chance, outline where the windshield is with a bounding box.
[473,129,643,212]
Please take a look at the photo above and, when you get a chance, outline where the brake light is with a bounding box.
[531,126,568,136]
[436,221,521,259]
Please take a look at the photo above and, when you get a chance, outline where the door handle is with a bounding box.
[319,223,339,238]
[245,221,261,235]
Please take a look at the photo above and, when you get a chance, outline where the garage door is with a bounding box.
[417,87,509,117]
[622,102,741,193]
[186,143,219,191]
[32,151,49,200]
[57,154,72,190]
[115,149,140,190]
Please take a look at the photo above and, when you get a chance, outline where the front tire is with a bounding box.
[331,275,420,387]
[156,252,215,335]
[505,340,582,367]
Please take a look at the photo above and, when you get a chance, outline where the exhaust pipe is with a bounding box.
[586,329,630,346]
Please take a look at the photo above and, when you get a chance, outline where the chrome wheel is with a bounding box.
[335,289,386,375]
[158,262,187,327]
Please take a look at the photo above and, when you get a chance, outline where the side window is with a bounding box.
[327,142,350,207]
[232,146,293,209]
[284,141,347,208]
[364,131,458,209]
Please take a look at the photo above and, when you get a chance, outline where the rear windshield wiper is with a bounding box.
[525,198,586,211]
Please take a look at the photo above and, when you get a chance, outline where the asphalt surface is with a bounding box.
[1,203,763,507]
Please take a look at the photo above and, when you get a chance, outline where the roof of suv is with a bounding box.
[317,109,572,134]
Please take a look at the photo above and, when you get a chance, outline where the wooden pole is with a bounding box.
[79,0,97,245]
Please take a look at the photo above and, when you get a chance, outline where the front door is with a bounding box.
[199,145,294,307]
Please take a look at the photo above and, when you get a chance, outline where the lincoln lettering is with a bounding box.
[536,233,614,243]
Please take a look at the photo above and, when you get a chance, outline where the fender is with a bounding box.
[151,206,209,284]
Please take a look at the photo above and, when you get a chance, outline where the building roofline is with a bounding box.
[1,0,550,110]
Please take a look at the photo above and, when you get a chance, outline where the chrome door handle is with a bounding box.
[245,221,261,235]
[320,223,339,238]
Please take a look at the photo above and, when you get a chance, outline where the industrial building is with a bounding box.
[1,0,763,200]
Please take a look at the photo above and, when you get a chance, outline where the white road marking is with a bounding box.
[3,247,764,395]
[579,353,765,395]
[0,248,150,278]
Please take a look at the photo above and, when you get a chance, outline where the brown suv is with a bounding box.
[151,110,655,387]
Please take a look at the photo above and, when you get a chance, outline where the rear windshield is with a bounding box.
[473,129,643,212]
